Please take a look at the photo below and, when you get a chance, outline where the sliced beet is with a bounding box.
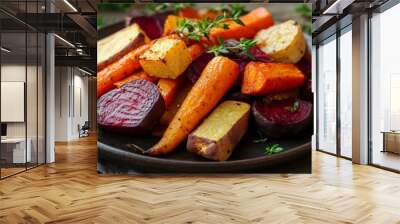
[252,99,312,138]
[97,80,165,135]
[184,53,214,83]
[126,12,170,39]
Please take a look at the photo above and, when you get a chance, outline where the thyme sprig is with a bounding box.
[176,12,240,41]
[208,38,257,60]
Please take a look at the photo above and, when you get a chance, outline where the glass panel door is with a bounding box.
[317,36,337,154]
[339,27,352,158]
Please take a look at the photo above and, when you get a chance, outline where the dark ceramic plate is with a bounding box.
[97,127,311,173]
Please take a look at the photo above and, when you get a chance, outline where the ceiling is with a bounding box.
[0,0,97,75]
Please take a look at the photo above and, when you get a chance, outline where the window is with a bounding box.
[370,2,400,171]
[317,36,337,154]
[339,27,352,158]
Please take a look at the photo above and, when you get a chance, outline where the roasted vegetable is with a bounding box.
[147,56,240,155]
[252,99,312,138]
[187,101,250,161]
[127,12,169,39]
[97,80,165,135]
[97,44,150,98]
[114,70,159,88]
[163,15,183,36]
[255,20,306,64]
[241,62,306,95]
[139,37,192,79]
[157,77,184,107]
[184,53,214,83]
[97,23,147,72]
[210,7,274,42]
[159,81,193,126]
[177,7,200,19]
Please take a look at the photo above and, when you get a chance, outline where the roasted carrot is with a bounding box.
[241,62,306,95]
[114,70,159,88]
[147,56,240,155]
[177,7,200,19]
[157,77,184,107]
[210,7,274,42]
[97,44,150,98]
[187,43,204,60]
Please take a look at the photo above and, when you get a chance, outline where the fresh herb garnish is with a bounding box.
[284,100,300,112]
[207,38,257,59]
[176,12,239,41]
[144,3,196,14]
[295,4,312,35]
[213,3,246,22]
[265,144,284,155]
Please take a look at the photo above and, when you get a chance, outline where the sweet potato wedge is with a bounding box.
[187,101,250,161]
[241,62,306,95]
[255,20,306,63]
[139,37,192,79]
[97,23,147,72]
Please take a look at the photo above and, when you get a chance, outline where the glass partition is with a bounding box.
[370,3,400,171]
[339,27,352,158]
[0,1,46,179]
[317,36,337,154]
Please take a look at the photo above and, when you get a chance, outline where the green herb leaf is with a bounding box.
[265,144,284,155]
[285,100,300,112]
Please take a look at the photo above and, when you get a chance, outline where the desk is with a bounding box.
[382,131,400,154]
[1,138,31,164]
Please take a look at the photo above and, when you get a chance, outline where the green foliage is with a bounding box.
[265,144,284,155]
[295,4,312,35]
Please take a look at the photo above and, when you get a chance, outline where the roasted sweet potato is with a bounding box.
[252,99,312,138]
[241,62,306,95]
[187,101,250,161]
[139,37,192,79]
[97,80,165,135]
[255,20,306,64]
[97,23,147,72]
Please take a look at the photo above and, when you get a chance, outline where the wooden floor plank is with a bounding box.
[0,135,399,224]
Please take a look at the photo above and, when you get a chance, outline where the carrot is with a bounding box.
[177,7,200,19]
[187,43,204,60]
[210,7,274,42]
[147,56,240,155]
[241,62,306,95]
[157,77,184,107]
[97,44,150,98]
[114,70,159,88]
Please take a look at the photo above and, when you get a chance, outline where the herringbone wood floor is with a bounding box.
[0,135,399,224]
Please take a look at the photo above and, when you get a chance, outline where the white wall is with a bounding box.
[54,67,89,141]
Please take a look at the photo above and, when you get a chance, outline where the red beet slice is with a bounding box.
[126,12,169,39]
[252,99,312,138]
[97,80,165,135]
